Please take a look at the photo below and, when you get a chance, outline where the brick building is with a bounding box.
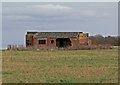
[26,32,89,49]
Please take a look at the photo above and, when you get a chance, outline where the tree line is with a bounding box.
[89,34,120,46]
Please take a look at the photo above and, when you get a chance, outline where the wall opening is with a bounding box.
[51,40,54,44]
[38,40,46,44]
[56,38,71,47]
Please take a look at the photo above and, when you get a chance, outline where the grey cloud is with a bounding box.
[3,4,74,17]
[3,4,110,18]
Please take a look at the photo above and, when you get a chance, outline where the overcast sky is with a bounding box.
[1,2,118,49]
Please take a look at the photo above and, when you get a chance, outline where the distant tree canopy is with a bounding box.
[89,34,120,46]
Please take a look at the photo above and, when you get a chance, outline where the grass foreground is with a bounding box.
[2,48,118,83]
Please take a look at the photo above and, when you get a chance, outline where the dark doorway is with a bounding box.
[56,38,71,47]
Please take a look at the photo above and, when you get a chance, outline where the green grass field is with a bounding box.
[2,48,118,83]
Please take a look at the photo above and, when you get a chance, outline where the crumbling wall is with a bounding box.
[26,32,37,47]
[25,32,92,49]
[70,38,79,48]
[79,33,89,45]
[47,37,56,47]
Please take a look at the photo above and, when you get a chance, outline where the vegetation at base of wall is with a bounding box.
[2,48,118,83]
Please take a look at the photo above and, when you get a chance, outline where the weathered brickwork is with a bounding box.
[26,32,90,49]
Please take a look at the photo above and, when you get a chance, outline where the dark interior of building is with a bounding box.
[56,38,71,47]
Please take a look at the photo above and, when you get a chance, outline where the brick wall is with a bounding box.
[26,32,90,49]
[70,38,79,48]
[79,33,89,45]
